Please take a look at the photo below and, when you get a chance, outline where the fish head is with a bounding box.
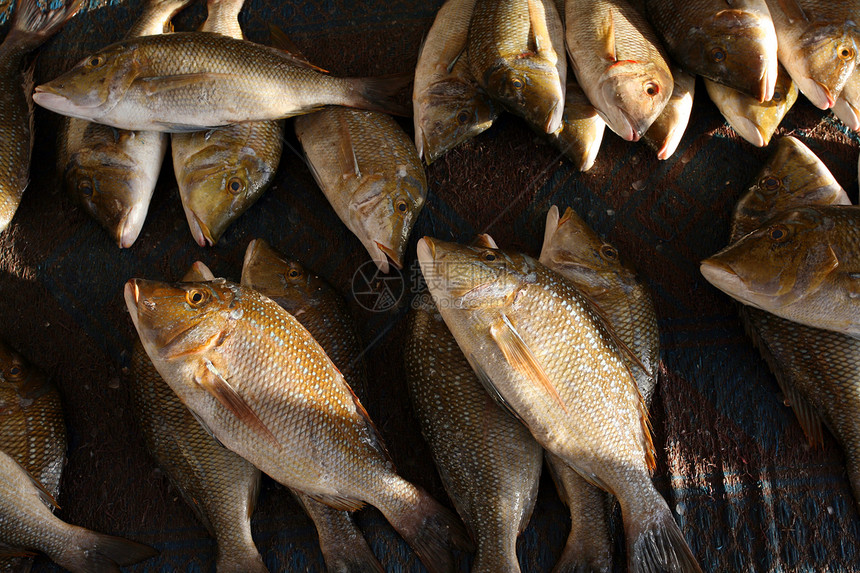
[596,60,673,141]
[178,140,276,247]
[701,207,838,310]
[681,9,778,101]
[125,278,237,361]
[784,24,858,109]
[241,239,325,314]
[417,237,535,310]
[33,42,143,121]
[486,56,564,133]
[0,342,46,402]
[414,78,497,164]
[350,168,427,273]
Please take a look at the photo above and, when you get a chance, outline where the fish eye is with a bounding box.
[711,47,726,63]
[838,45,855,61]
[760,176,781,191]
[286,265,302,279]
[186,288,209,307]
[482,251,497,262]
[768,224,789,242]
[644,82,660,97]
[6,365,22,379]
[510,77,524,90]
[600,245,618,260]
[772,91,782,101]
[396,199,408,214]
[227,177,245,195]
[456,109,471,125]
[78,178,94,197]
[88,55,105,68]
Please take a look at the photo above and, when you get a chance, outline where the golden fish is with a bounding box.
[295,107,426,273]
[417,237,701,573]
[643,68,695,160]
[547,78,605,171]
[125,278,468,573]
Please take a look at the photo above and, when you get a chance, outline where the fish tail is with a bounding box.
[346,72,413,117]
[215,550,269,573]
[5,0,81,54]
[625,499,702,573]
[472,545,521,573]
[53,527,158,572]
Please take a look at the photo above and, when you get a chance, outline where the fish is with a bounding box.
[130,261,268,573]
[125,278,469,573]
[171,0,285,247]
[645,0,778,102]
[417,237,702,573]
[58,0,191,248]
[701,204,860,338]
[704,64,798,147]
[404,293,543,572]
[643,67,695,160]
[0,448,157,572]
[547,78,605,171]
[565,0,674,141]
[0,0,80,233]
[763,0,860,109]
[33,32,411,132]
[467,0,566,133]
[413,0,498,164]
[832,69,860,130]
[294,107,427,273]
[240,239,382,571]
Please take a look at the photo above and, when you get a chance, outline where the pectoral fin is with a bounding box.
[776,0,808,23]
[307,492,365,512]
[136,73,234,96]
[596,8,617,62]
[19,463,59,510]
[468,352,529,428]
[527,0,552,56]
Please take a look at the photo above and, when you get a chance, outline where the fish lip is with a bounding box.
[833,98,860,130]
[124,280,141,332]
[417,237,436,261]
[375,241,403,271]
[757,58,777,103]
[700,258,756,305]
[184,209,214,247]
[544,99,563,134]
[734,116,767,147]
[806,80,836,110]
[617,108,641,142]
[32,87,101,112]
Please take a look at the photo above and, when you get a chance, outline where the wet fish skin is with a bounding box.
[468,0,566,133]
[413,0,498,164]
[833,70,860,130]
[705,64,798,147]
[645,0,778,101]
[702,204,860,337]
[404,295,543,572]
[0,449,157,572]
[33,32,411,131]
[417,237,701,573]
[295,107,427,273]
[125,279,468,573]
[0,0,80,233]
[764,0,860,110]
[547,78,605,171]
[566,0,674,142]
[643,67,695,160]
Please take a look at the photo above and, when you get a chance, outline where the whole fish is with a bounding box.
[0,449,156,572]
[539,206,659,572]
[58,0,190,248]
[468,0,566,133]
[125,279,469,573]
[33,32,411,132]
[130,262,267,573]
[547,78,605,171]
[701,204,860,338]
[645,0,778,102]
[722,136,860,510]
[294,107,426,273]
[171,0,284,247]
[643,68,695,160]
[240,239,382,572]
[832,70,860,130]
[417,237,701,573]
[763,0,860,109]
[565,0,674,141]
[404,293,543,573]
[413,0,498,164]
[0,0,80,233]
[704,64,798,147]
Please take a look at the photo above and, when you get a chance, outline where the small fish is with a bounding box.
[171,0,284,247]
[0,449,156,572]
[405,293,542,572]
[565,0,674,141]
[547,78,605,171]
[645,0,778,102]
[295,107,427,273]
[417,237,702,573]
[832,70,860,130]
[33,32,411,131]
[704,64,798,147]
[413,0,498,164]
[701,204,860,338]
[125,278,469,573]
[468,0,566,133]
[643,68,695,160]
[764,0,859,109]
[0,0,80,233]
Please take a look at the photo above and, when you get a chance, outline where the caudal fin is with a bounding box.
[347,72,413,117]
[626,503,701,573]
[54,527,157,573]
[6,0,82,53]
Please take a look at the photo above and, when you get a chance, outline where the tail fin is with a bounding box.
[347,72,413,117]
[215,550,269,573]
[54,527,158,573]
[626,503,702,573]
[6,0,82,53]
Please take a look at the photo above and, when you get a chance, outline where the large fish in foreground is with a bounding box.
[295,107,427,273]
[417,237,701,573]
[125,279,469,573]
[33,32,411,131]
[130,262,268,573]
[0,0,80,233]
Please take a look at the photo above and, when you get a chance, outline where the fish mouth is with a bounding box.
[545,99,563,134]
[832,98,860,130]
[185,210,215,247]
[116,204,148,249]
[124,279,141,332]
[32,86,101,118]
[805,80,836,110]
[733,117,767,147]
[700,258,757,306]
[617,108,642,142]
[417,237,436,262]
[373,241,403,273]
[757,58,777,103]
